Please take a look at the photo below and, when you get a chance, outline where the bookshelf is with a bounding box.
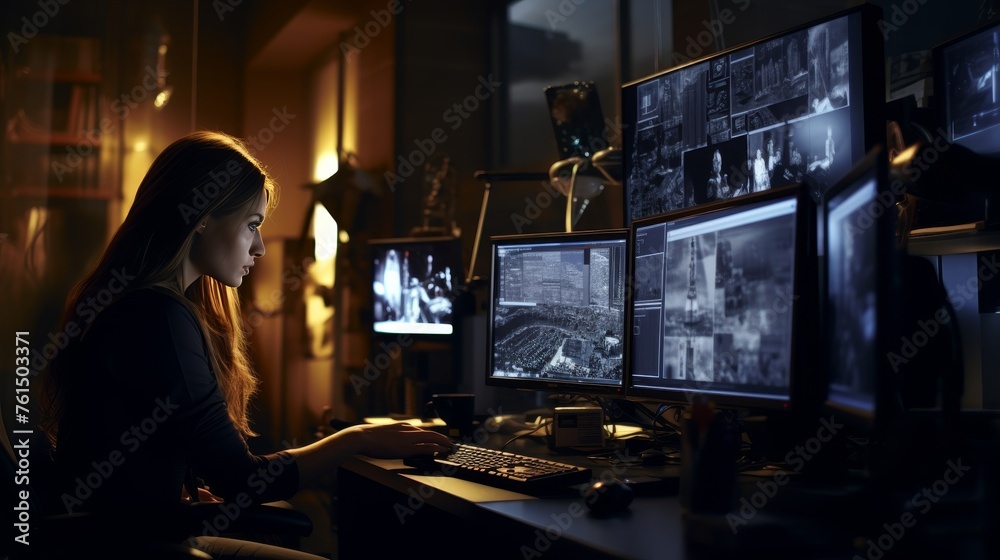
[3,35,113,200]
[0,19,123,348]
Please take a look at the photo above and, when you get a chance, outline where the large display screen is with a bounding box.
[623,6,884,224]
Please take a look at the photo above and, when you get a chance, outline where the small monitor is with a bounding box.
[544,81,608,160]
[822,146,896,426]
[369,236,463,336]
[621,4,886,225]
[626,184,816,410]
[487,229,629,395]
[936,16,1000,156]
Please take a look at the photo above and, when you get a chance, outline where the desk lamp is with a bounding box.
[548,145,622,231]
[544,81,620,232]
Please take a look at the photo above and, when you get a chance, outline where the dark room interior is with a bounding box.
[2,1,999,558]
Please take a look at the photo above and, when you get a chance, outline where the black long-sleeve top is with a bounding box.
[49,287,298,514]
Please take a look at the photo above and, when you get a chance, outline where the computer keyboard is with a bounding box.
[403,443,593,495]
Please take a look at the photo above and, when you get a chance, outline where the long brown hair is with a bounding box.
[40,131,279,443]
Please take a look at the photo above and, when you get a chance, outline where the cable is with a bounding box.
[500,419,552,452]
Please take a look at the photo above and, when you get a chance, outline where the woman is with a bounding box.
[39,131,453,558]
[752,148,769,192]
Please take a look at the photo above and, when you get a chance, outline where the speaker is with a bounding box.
[553,407,605,448]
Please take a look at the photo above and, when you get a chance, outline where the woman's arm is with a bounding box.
[287,422,453,486]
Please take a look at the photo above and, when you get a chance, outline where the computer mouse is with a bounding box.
[582,479,634,515]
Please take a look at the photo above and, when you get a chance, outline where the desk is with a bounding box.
[337,455,686,560]
[335,429,994,560]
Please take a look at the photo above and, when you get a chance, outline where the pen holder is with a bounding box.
[680,406,740,515]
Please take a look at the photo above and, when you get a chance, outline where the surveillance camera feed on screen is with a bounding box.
[625,12,862,223]
[825,172,878,414]
[630,196,798,403]
[371,238,458,335]
[490,234,627,389]
[941,21,1000,155]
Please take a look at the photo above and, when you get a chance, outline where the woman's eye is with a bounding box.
[249,222,261,232]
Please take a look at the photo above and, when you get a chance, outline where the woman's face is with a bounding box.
[190,190,267,287]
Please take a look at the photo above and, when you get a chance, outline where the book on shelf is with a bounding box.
[909,221,985,236]
[16,35,101,76]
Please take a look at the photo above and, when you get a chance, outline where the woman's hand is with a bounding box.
[181,486,224,503]
[342,422,454,459]
[287,421,455,487]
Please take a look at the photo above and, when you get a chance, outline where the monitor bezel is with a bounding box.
[368,235,464,338]
[623,183,818,412]
[620,3,887,226]
[485,228,631,397]
[819,145,897,432]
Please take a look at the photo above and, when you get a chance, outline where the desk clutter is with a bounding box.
[339,397,996,559]
[347,5,1000,558]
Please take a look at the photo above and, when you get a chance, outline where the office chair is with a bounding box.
[0,414,313,559]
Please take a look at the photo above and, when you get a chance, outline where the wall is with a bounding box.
[240,0,401,439]
[384,2,494,414]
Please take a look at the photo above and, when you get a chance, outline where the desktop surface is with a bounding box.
[337,428,688,560]
[335,414,991,560]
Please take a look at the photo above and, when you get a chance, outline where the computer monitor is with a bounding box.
[622,4,886,225]
[822,148,888,423]
[486,229,629,396]
[822,146,900,431]
[626,184,817,411]
[935,16,1000,156]
[544,81,609,160]
[369,236,463,336]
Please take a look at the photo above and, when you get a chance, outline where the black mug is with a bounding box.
[427,393,475,440]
